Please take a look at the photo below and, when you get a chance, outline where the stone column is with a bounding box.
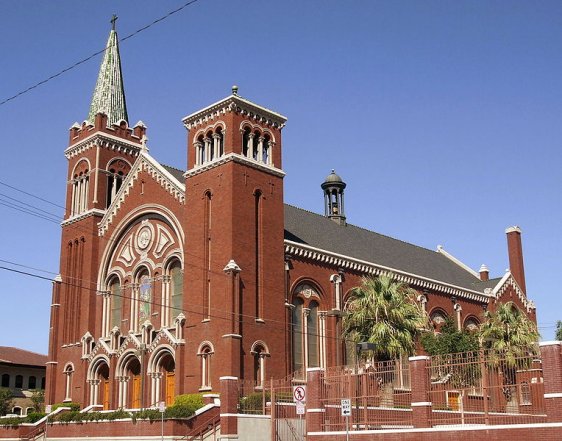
[219,376,239,441]
[540,341,562,422]
[409,355,432,428]
[306,367,325,433]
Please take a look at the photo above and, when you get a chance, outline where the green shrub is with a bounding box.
[26,412,46,423]
[239,391,270,413]
[51,402,80,412]
[0,416,24,427]
[135,409,161,422]
[173,393,205,409]
[56,410,81,423]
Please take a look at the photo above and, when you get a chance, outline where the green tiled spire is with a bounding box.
[87,17,128,126]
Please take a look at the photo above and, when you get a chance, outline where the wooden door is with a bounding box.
[165,372,175,406]
[103,380,110,410]
[132,375,141,409]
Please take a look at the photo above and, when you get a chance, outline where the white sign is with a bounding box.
[293,385,306,403]
[45,405,52,414]
[341,398,351,416]
[296,402,306,415]
[158,401,166,413]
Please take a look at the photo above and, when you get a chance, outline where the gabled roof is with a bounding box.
[87,25,128,125]
[284,204,485,292]
[0,346,47,367]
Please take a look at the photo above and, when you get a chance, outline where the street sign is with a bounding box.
[341,398,351,416]
[296,402,306,415]
[45,405,52,414]
[158,401,166,413]
[293,385,306,403]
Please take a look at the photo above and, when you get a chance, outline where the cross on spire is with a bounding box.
[110,14,118,30]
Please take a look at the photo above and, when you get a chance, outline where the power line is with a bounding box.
[0,0,202,107]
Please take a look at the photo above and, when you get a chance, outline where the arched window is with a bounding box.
[26,407,34,416]
[464,317,480,332]
[106,159,130,208]
[170,261,183,323]
[292,298,304,373]
[198,343,214,390]
[1,374,9,388]
[15,375,23,388]
[71,160,90,216]
[242,127,252,158]
[307,301,319,368]
[195,135,205,165]
[262,134,271,164]
[12,407,21,416]
[109,277,122,330]
[64,364,74,401]
[41,377,45,390]
[137,269,152,329]
[251,342,269,389]
[215,127,224,158]
[28,376,36,390]
[291,283,325,374]
[430,309,448,333]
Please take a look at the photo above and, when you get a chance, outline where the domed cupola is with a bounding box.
[321,170,347,226]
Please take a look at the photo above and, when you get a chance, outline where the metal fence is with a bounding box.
[320,359,413,431]
[428,349,546,426]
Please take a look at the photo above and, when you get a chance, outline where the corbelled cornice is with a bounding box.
[64,131,141,160]
[183,94,287,130]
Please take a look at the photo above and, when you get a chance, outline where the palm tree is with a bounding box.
[479,301,540,408]
[342,274,427,362]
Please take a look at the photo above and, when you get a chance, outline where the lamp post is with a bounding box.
[355,342,376,429]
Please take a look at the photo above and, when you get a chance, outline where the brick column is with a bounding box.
[539,341,562,422]
[219,376,239,440]
[306,367,325,433]
[408,355,432,428]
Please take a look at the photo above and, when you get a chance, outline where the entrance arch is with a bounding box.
[117,351,142,409]
[148,346,176,406]
[88,356,111,409]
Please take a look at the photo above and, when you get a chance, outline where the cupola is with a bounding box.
[321,170,347,225]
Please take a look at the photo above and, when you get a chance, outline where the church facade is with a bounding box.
[45,25,536,411]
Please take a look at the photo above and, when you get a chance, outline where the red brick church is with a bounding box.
[45,24,536,411]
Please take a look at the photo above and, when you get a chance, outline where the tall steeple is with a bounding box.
[87,15,128,126]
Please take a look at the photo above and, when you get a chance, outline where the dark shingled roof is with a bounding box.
[154,163,492,294]
[161,164,185,182]
[471,277,502,292]
[284,204,486,292]
[0,347,47,367]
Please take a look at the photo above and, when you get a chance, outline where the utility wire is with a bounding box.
[0,264,353,345]
[0,0,202,107]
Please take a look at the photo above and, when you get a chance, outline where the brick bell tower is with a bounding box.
[46,18,146,405]
[182,86,287,390]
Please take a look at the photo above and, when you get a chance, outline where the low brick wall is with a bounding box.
[308,422,562,441]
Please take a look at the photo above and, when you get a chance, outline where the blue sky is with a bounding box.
[1,1,561,354]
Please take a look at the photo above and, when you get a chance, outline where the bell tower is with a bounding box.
[47,18,145,405]
[182,87,288,389]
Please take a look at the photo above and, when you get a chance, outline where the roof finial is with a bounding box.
[232,85,239,96]
[110,14,118,31]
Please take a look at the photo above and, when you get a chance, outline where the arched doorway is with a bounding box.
[89,358,111,409]
[127,358,142,409]
[149,348,176,407]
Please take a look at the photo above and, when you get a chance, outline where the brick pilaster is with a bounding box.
[219,376,239,440]
[409,355,432,428]
[306,367,325,433]
[539,341,562,422]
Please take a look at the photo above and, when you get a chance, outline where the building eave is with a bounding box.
[284,240,491,303]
